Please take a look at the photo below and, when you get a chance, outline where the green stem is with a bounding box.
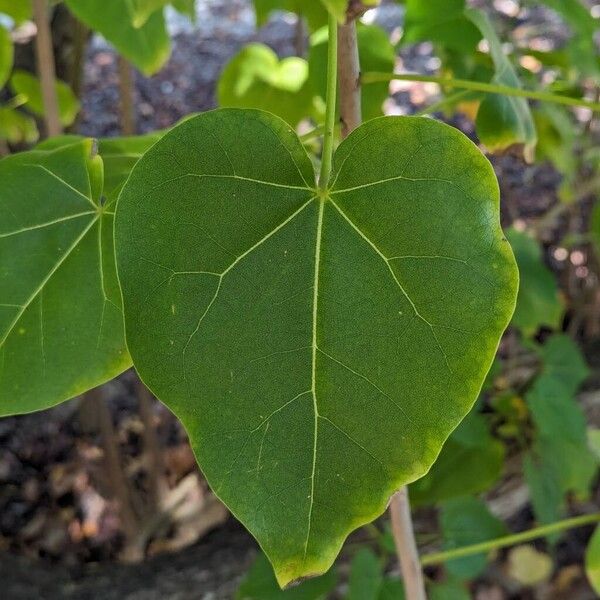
[318,13,338,192]
[362,72,600,112]
[420,512,600,567]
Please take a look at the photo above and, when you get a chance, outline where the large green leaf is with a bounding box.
[65,0,170,76]
[10,70,80,127]
[505,228,563,335]
[218,43,314,127]
[0,140,130,415]
[115,109,518,585]
[309,24,395,122]
[466,9,537,162]
[0,25,13,89]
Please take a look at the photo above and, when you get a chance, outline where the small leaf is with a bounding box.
[441,496,507,579]
[0,24,13,89]
[0,106,38,144]
[10,70,80,127]
[0,0,32,23]
[64,0,170,76]
[505,228,563,335]
[466,9,537,162]
[0,140,131,415]
[507,545,553,586]
[253,0,328,32]
[309,24,395,122]
[586,525,600,595]
[523,450,563,526]
[349,549,383,600]
[115,109,518,585]
[218,43,313,127]
[236,552,336,599]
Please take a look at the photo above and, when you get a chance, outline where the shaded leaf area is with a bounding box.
[440,497,507,580]
[410,410,505,507]
[0,140,130,414]
[401,0,481,52]
[64,0,170,76]
[116,108,517,585]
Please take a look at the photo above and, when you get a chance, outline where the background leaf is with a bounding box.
[505,228,563,335]
[0,0,32,23]
[10,70,80,127]
[466,9,537,161]
[586,526,600,595]
[65,0,170,76]
[218,43,313,126]
[441,497,507,579]
[0,140,130,415]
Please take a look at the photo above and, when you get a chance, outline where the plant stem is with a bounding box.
[318,12,338,192]
[337,19,361,138]
[32,0,61,137]
[118,55,136,135]
[390,488,427,600]
[421,512,600,567]
[362,72,600,112]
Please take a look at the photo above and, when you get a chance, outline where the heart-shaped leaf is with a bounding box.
[65,0,170,76]
[0,140,130,415]
[115,109,517,585]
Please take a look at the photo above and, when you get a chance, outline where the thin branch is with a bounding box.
[362,71,600,112]
[421,512,600,567]
[390,488,427,600]
[118,55,136,135]
[32,0,61,137]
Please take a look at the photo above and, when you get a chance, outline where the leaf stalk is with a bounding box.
[318,13,338,192]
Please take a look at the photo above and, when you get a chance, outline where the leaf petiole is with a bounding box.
[318,12,338,192]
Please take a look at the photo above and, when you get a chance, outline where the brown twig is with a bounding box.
[118,55,136,135]
[32,0,61,137]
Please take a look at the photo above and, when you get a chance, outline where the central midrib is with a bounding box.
[305,197,325,560]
